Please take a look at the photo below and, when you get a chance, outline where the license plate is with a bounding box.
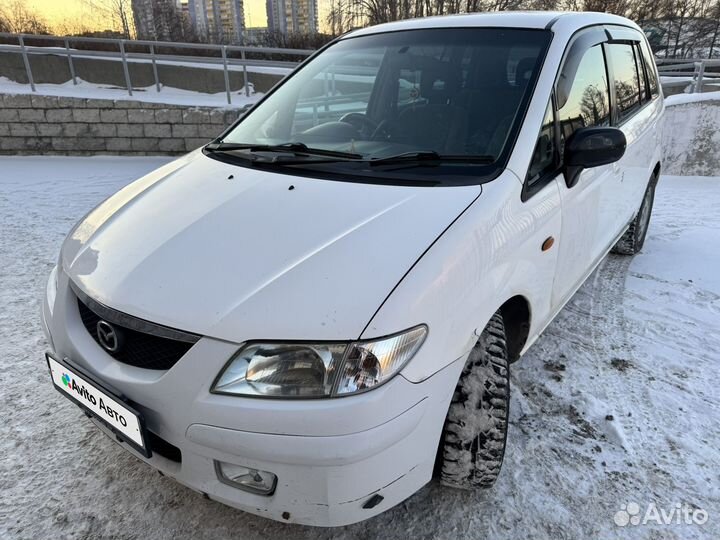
[46,353,151,457]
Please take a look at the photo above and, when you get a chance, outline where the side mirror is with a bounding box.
[563,127,626,188]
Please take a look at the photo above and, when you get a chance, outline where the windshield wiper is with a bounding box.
[205,141,363,160]
[368,151,496,167]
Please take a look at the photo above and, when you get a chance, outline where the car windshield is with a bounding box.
[216,27,551,185]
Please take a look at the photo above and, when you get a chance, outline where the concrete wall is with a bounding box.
[0,94,245,155]
[0,51,286,94]
[3,91,718,168]
[662,96,720,176]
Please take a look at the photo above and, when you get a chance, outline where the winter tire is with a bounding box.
[439,311,510,489]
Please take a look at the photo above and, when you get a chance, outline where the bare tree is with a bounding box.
[580,84,609,124]
[82,0,134,38]
[0,0,51,34]
[0,12,9,33]
[709,2,720,56]
[326,0,352,35]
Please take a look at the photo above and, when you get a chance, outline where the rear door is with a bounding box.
[604,33,663,224]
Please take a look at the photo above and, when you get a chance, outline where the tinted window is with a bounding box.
[221,28,551,185]
[608,43,642,121]
[557,45,610,146]
[639,40,659,98]
[527,99,556,185]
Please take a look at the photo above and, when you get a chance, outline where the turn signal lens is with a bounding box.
[335,326,427,395]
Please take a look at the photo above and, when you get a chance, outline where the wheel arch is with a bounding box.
[498,295,532,363]
[652,161,661,184]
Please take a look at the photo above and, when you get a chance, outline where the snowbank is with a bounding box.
[0,76,261,108]
[665,89,720,107]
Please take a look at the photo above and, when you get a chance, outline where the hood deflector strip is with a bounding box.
[70,280,201,344]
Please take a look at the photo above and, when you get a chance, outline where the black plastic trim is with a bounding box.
[363,494,385,509]
[70,280,200,344]
[604,25,645,43]
[521,93,562,202]
[555,26,608,109]
[147,431,182,463]
[544,14,564,30]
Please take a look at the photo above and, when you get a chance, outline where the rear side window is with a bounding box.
[557,45,610,147]
[638,40,659,98]
[607,43,642,122]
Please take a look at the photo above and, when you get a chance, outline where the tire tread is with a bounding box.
[439,312,510,490]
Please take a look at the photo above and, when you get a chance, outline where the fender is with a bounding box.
[361,170,562,383]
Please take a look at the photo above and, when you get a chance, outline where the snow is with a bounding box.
[0,76,262,108]
[1,158,719,539]
[665,89,720,106]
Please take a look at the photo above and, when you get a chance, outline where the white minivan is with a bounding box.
[42,11,663,526]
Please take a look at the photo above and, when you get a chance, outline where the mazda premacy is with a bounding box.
[42,11,663,526]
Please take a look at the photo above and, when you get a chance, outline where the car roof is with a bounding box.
[345,11,641,38]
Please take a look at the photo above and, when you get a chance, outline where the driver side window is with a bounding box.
[291,55,381,136]
[557,44,610,149]
[525,44,610,197]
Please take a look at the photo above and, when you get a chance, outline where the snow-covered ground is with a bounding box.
[1,157,718,539]
[0,76,263,107]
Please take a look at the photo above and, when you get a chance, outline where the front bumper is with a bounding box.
[42,270,464,526]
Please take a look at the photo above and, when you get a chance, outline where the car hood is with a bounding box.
[62,151,481,342]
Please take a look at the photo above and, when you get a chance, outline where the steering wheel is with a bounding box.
[339,113,378,138]
[370,119,392,141]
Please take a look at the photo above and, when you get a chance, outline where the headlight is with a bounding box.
[211,325,427,398]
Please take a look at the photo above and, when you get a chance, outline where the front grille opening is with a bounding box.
[77,297,195,370]
[147,431,182,463]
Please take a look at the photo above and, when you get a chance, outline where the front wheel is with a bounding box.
[438,312,510,489]
[612,175,657,256]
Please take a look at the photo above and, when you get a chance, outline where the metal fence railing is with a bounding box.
[657,58,720,93]
[0,32,313,104]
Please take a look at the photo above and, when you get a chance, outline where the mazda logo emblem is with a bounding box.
[96,320,122,353]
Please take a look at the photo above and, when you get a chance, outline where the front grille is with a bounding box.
[76,295,198,371]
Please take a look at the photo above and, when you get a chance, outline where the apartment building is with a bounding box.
[266,0,318,34]
[188,0,246,42]
[132,0,184,40]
